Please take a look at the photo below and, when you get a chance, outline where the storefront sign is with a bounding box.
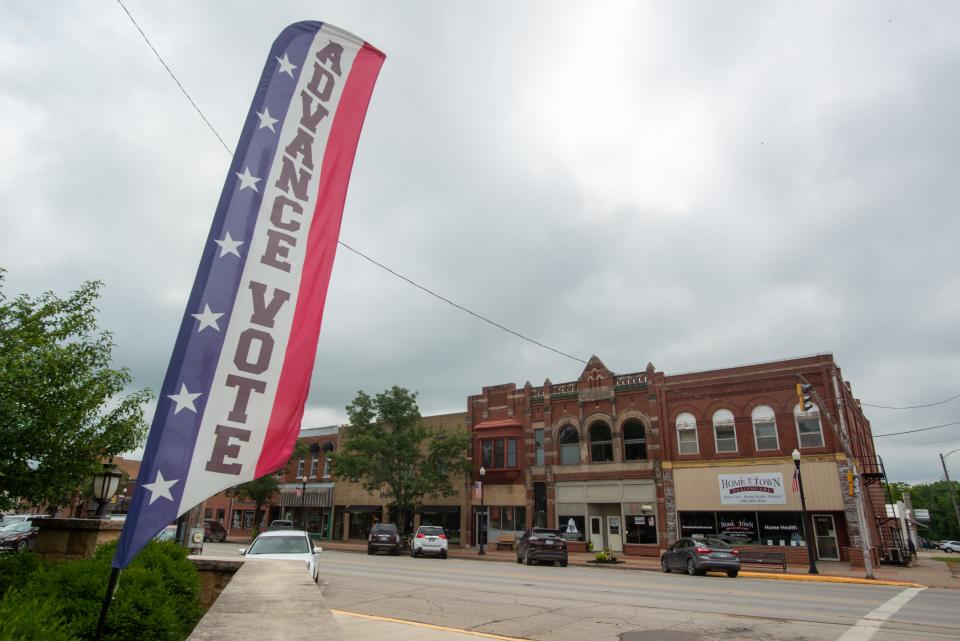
[718,473,785,505]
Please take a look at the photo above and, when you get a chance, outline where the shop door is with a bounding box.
[607,516,623,552]
[813,515,839,560]
[590,516,604,551]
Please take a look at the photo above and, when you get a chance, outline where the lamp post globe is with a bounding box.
[478,466,486,556]
[792,449,819,574]
[91,462,123,519]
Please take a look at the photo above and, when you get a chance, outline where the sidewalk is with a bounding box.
[314,540,958,588]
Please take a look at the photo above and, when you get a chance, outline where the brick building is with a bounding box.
[463,353,887,565]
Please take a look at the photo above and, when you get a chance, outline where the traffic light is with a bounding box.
[796,383,814,412]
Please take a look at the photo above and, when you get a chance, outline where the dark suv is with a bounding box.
[516,528,568,566]
[367,523,401,555]
[203,519,227,542]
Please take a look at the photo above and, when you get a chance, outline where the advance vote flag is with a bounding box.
[113,22,385,569]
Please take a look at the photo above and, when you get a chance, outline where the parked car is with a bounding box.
[269,519,294,530]
[410,525,448,558]
[516,528,568,567]
[154,525,178,542]
[0,521,40,553]
[367,523,402,555]
[204,519,227,542]
[661,537,740,577]
[940,540,960,553]
[239,529,322,582]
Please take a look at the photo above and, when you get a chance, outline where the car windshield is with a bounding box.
[532,529,562,538]
[248,535,310,555]
[703,539,734,549]
[418,527,444,536]
[371,524,397,534]
[1,522,31,533]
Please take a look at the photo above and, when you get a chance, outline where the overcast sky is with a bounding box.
[2,1,958,484]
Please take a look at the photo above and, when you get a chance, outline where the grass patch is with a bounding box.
[931,556,960,563]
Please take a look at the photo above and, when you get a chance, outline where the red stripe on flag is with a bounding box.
[792,469,800,492]
[255,42,386,477]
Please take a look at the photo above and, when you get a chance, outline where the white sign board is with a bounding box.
[914,509,931,522]
[719,473,786,505]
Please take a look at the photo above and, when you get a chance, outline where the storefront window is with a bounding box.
[590,422,613,462]
[559,425,580,465]
[480,438,518,469]
[558,514,586,541]
[679,511,716,538]
[507,439,517,467]
[758,511,806,546]
[623,420,647,460]
[713,409,737,452]
[716,511,758,543]
[625,515,657,544]
[751,405,779,451]
[481,440,493,468]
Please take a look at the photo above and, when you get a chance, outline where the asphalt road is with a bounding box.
[200,544,958,641]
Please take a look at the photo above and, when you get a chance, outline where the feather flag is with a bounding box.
[113,22,384,569]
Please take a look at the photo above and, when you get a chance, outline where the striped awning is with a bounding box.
[276,487,332,508]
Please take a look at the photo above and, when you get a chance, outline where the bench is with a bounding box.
[737,550,787,573]
[494,535,516,551]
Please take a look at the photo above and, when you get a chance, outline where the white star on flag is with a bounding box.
[142,471,178,505]
[167,383,202,414]
[214,232,244,258]
[276,53,297,77]
[256,108,279,132]
[191,304,224,332]
[235,167,261,192]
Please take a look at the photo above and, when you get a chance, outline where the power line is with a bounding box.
[874,419,960,438]
[115,0,232,155]
[113,2,587,365]
[861,391,960,410]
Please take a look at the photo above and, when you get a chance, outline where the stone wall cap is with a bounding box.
[34,518,125,531]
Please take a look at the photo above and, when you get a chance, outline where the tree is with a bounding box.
[226,475,279,537]
[0,272,151,512]
[888,480,960,542]
[332,386,472,535]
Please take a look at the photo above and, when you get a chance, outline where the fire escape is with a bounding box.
[859,455,909,564]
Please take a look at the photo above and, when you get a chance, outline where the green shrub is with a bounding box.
[0,553,44,599]
[595,550,609,562]
[0,594,74,641]
[0,540,202,641]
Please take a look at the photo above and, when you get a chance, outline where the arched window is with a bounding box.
[590,422,613,462]
[751,405,779,451]
[713,409,737,453]
[794,404,825,448]
[559,425,580,465]
[676,412,698,455]
[623,420,647,460]
[321,442,334,478]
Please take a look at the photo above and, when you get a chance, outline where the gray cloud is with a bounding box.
[2,1,959,485]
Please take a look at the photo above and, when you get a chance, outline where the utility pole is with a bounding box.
[939,452,960,531]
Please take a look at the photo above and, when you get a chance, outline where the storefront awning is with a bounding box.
[418,505,460,514]
[275,487,332,508]
[345,505,382,513]
[473,419,522,430]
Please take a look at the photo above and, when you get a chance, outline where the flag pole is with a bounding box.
[94,567,121,641]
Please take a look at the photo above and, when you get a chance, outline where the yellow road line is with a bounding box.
[738,571,923,588]
[330,609,534,640]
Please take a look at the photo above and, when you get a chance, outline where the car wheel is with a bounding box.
[441,550,447,559]
[367,547,374,555]
[516,551,522,564]
[524,549,533,565]
[560,559,568,567]
[727,570,739,578]
[686,558,697,576]
[661,557,671,573]
[16,540,28,553]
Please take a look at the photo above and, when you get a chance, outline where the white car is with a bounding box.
[410,525,448,559]
[940,540,960,553]
[239,529,322,582]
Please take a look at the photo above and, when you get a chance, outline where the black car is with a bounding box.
[661,537,740,577]
[0,521,39,553]
[367,523,401,555]
[516,528,568,567]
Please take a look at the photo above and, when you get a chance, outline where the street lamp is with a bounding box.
[91,462,123,519]
[792,449,819,575]
[478,466,486,556]
[939,449,960,531]
[300,474,308,530]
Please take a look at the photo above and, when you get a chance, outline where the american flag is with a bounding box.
[792,468,800,493]
[473,482,483,500]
